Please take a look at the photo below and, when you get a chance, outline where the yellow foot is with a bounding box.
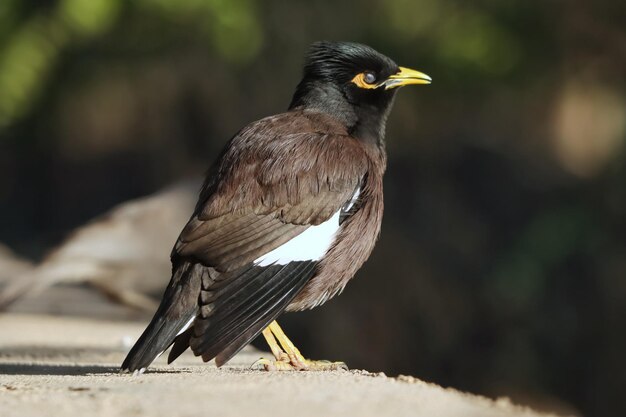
[251,357,348,371]
[253,321,348,371]
[300,359,348,371]
[252,357,297,371]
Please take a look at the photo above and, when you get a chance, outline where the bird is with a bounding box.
[121,41,431,373]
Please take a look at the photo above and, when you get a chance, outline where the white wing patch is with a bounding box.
[253,186,361,266]
[343,187,361,212]
[254,210,341,266]
[177,316,195,336]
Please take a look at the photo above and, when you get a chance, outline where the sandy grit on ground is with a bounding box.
[0,314,566,417]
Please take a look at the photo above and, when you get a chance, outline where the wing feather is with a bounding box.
[160,111,371,367]
[191,262,317,363]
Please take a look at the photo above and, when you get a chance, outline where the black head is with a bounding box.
[289,41,430,145]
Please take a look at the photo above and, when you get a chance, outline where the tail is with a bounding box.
[121,261,202,373]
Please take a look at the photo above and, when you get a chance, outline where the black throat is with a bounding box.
[289,80,395,147]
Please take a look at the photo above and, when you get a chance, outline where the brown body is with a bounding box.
[289,118,386,311]
[176,109,386,311]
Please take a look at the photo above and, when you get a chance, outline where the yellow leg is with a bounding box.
[261,327,288,361]
[251,320,348,371]
[254,327,293,371]
[268,321,307,368]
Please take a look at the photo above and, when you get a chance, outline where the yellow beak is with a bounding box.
[384,66,432,90]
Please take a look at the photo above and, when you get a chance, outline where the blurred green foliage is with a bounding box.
[0,0,261,127]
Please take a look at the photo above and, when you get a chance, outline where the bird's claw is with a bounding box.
[304,360,349,371]
[251,357,296,371]
[251,357,348,371]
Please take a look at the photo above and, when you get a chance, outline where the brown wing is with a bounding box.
[168,111,370,365]
[174,111,368,272]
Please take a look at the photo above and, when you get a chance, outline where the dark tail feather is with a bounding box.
[168,327,193,364]
[121,261,202,372]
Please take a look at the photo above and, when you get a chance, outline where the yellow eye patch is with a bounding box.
[351,72,379,89]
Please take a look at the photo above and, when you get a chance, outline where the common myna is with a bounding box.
[121,41,430,373]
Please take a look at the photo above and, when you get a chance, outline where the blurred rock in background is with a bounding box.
[0,243,34,283]
[0,180,198,316]
[0,1,625,416]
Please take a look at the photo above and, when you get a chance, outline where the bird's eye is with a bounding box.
[351,71,379,89]
[363,72,377,84]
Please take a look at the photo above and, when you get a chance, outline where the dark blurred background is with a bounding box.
[1,0,625,416]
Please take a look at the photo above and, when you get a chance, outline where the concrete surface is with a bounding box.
[0,314,564,417]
